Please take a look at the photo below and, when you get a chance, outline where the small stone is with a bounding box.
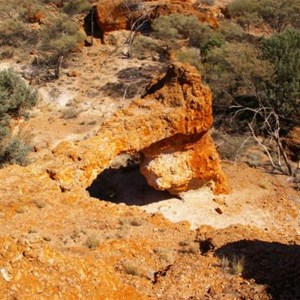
[215,207,223,214]
[0,268,11,282]
[213,197,226,206]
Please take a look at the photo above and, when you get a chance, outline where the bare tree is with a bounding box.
[232,102,296,176]
[120,1,155,58]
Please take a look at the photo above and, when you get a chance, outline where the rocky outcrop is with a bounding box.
[43,62,228,195]
[284,127,300,164]
[96,0,218,34]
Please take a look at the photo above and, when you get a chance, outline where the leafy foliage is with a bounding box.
[40,15,84,57]
[204,42,273,107]
[0,137,32,167]
[62,0,91,16]
[152,14,224,58]
[189,23,224,56]
[0,69,37,119]
[218,20,246,42]
[261,29,300,118]
[0,69,37,167]
[228,0,300,32]
[0,19,28,47]
[152,14,200,41]
[176,47,203,72]
[131,35,161,59]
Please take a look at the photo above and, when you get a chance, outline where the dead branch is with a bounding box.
[231,103,295,176]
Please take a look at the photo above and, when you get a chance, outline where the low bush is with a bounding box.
[0,69,37,167]
[0,19,29,47]
[152,14,200,41]
[218,20,246,42]
[228,0,300,32]
[261,29,300,119]
[0,69,38,119]
[203,42,273,107]
[189,23,224,56]
[152,13,223,58]
[0,137,32,167]
[175,47,203,72]
[131,35,161,59]
[40,15,84,57]
[62,0,91,16]
[201,0,215,5]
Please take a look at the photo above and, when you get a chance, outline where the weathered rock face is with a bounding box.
[96,0,218,34]
[141,132,227,195]
[43,62,229,195]
[284,127,300,163]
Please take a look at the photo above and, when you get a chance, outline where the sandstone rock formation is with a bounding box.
[96,0,218,35]
[0,62,231,296]
[43,62,228,195]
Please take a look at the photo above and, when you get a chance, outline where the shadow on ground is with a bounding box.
[87,165,174,206]
[216,240,300,300]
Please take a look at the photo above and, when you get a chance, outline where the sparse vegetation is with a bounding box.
[152,14,200,42]
[176,47,203,72]
[219,256,230,270]
[218,254,245,275]
[230,255,245,275]
[179,239,199,254]
[61,107,81,119]
[119,217,143,227]
[123,262,140,276]
[34,200,46,209]
[62,0,91,16]
[0,69,37,167]
[0,0,87,81]
[0,137,32,167]
[131,35,161,59]
[85,233,100,249]
[228,0,300,32]
[154,248,175,264]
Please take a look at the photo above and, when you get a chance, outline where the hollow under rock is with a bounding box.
[87,164,174,206]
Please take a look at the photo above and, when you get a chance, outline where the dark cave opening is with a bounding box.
[87,162,174,206]
[84,6,104,42]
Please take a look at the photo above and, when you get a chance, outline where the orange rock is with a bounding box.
[67,70,79,77]
[96,0,218,35]
[0,237,144,299]
[141,132,229,195]
[27,11,45,24]
[44,62,229,194]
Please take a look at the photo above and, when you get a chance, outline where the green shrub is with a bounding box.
[0,19,29,47]
[175,47,203,72]
[261,29,300,118]
[218,20,246,42]
[200,0,215,5]
[152,14,200,41]
[204,42,273,105]
[0,137,32,167]
[189,23,224,56]
[131,35,161,59]
[40,15,84,57]
[0,69,38,118]
[152,13,223,56]
[228,0,300,32]
[0,69,37,167]
[63,0,91,15]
